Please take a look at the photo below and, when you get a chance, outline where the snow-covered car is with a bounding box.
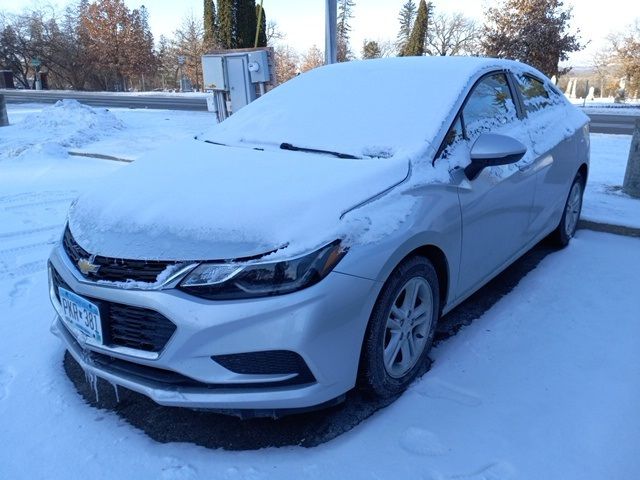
[48,57,589,415]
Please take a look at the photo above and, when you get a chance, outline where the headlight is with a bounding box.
[178,241,347,300]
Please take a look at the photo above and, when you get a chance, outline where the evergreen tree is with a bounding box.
[337,0,355,62]
[129,6,156,88]
[396,0,417,53]
[156,34,178,89]
[400,0,432,56]
[218,0,235,48]
[482,0,582,77]
[362,40,382,59]
[255,4,267,47]
[203,0,218,49]
[235,0,257,48]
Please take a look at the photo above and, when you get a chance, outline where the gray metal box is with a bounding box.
[202,55,228,91]
[247,50,271,84]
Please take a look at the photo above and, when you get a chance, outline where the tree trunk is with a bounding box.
[622,119,640,198]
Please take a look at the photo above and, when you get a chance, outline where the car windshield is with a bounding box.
[201,57,490,159]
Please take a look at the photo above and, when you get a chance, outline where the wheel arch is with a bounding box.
[577,163,588,186]
[404,245,449,311]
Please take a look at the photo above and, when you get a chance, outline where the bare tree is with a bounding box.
[591,49,613,98]
[381,40,397,57]
[300,45,324,72]
[274,44,299,84]
[607,20,640,98]
[173,13,206,91]
[427,12,481,56]
[266,20,284,46]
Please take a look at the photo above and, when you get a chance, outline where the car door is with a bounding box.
[453,72,539,297]
[513,73,582,237]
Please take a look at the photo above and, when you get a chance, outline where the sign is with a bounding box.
[30,58,41,67]
[177,55,186,65]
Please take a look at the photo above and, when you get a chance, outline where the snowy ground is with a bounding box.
[583,133,640,229]
[1,103,639,479]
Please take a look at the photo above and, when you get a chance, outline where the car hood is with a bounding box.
[68,140,410,261]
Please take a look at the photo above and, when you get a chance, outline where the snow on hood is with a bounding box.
[203,57,508,158]
[68,140,410,260]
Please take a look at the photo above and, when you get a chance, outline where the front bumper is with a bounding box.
[49,245,380,411]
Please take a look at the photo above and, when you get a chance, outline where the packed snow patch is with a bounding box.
[582,133,640,229]
[0,99,123,160]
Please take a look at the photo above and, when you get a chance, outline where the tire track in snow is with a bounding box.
[0,259,47,280]
[0,191,74,205]
[0,192,71,281]
[411,378,482,407]
[3,197,75,212]
[0,240,57,256]
[447,462,515,480]
[0,225,60,240]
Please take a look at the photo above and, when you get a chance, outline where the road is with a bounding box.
[2,89,639,133]
[1,89,208,111]
[587,113,639,134]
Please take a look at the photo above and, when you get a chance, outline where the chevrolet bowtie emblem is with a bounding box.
[77,258,100,275]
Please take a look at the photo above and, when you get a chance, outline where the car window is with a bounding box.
[516,74,551,114]
[436,116,464,159]
[462,73,517,138]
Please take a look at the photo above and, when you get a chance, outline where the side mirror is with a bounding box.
[464,133,527,180]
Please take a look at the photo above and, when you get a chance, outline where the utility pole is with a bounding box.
[325,0,337,65]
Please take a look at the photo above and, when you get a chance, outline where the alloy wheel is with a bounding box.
[383,277,434,378]
[564,181,583,237]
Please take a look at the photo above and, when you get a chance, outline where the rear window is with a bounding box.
[516,75,551,114]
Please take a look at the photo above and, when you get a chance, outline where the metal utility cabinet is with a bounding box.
[202,48,274,122]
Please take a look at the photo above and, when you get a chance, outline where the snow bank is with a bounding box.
[0,99,123,160]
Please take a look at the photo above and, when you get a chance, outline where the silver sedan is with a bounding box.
[48,57,589,415]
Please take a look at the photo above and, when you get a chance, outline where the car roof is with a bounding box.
[204,56,548,159]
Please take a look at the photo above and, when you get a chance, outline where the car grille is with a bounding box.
[62,225,179,283]
[212,350,316,385]
[51,265,176,352]
[88,351,315,389]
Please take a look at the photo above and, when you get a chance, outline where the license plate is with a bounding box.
[59,287,103,344]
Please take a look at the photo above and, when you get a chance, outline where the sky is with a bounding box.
[1,0,636,67]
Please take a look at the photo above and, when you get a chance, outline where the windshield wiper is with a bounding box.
[280,142,359,159]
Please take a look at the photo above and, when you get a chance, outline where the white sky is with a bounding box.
[1,0,635,67]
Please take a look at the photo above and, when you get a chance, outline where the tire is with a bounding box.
[550,172,585,247]
[358,256,440,398]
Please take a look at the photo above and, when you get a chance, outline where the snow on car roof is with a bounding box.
[204,56,533,159]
